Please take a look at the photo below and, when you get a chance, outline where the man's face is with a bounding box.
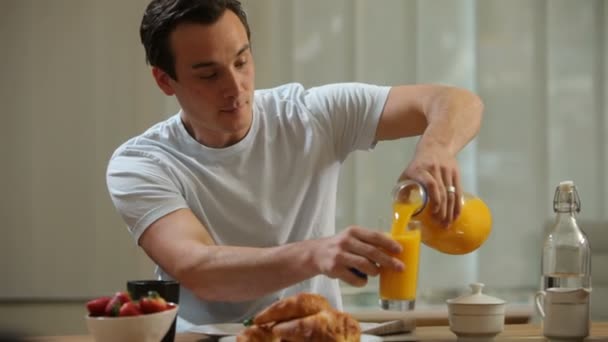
[153,10,255,147]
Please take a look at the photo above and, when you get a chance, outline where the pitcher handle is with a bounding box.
[535,291,546,318]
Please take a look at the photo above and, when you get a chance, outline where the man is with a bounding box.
[106,0,483,329]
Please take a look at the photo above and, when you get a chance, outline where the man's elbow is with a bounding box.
[469,91,484,132]
[173,257,242,302]
[453,87,484,131]
[173,258,216,301]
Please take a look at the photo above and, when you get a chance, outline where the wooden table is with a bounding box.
[380,322,608,341]
[35,322,608,341]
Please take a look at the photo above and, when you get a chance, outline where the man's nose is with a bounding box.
[223,70,240,98]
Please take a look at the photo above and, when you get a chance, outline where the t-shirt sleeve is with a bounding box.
[303,82,391,161]
[106,149,189,244]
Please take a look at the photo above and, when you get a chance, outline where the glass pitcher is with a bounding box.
[391,180,492,255]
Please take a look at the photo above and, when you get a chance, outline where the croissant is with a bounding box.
[254,292,331,325]
[272,308,361,342]
[236,324,279,342]
[237,293,361,342]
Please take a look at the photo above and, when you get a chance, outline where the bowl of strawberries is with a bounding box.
[85,290,178,342]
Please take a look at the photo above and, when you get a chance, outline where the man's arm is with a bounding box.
[139,208,403,302]
[375,84,484,224]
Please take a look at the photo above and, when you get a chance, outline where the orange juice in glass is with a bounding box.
[379,199,422,311]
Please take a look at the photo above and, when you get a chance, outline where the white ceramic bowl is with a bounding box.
[85,305,178,342]
[446,283,506,341]
[447,311,505,340]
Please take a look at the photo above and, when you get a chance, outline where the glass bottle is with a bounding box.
[541,180,591,290]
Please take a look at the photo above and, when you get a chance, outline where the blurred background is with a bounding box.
[1,0,607,336]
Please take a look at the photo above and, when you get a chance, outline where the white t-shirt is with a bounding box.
[106,82,390,329]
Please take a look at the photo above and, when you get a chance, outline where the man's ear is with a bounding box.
[152,67,176,96]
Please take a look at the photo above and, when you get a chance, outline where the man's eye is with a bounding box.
[236,60,247,68]
[199,73,217,80]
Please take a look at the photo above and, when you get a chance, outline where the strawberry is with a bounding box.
[166,302,177,311]
[86,296,111,317]
[118,301,142,317]
[139,291,168,314]
[104,291,131,317]
[115,291,131,303]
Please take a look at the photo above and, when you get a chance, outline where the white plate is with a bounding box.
[219,334,382,342]
[188,323,244,336]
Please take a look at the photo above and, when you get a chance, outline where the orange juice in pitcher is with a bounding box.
[417,193,492,254]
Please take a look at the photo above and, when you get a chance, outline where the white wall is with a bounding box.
[0,0,161,335]
[1,0,606,336]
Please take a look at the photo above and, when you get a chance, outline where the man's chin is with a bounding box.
[223,110,252,132]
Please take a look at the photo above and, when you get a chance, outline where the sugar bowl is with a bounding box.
[446,283,506,341]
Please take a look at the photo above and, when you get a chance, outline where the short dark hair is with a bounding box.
[140,0,250,80]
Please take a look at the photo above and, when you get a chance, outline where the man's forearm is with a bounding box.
[175,239,320,302]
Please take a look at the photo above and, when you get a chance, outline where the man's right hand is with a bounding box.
[311,226,404,286]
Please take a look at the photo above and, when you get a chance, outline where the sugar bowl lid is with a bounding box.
[447,283,505,305]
